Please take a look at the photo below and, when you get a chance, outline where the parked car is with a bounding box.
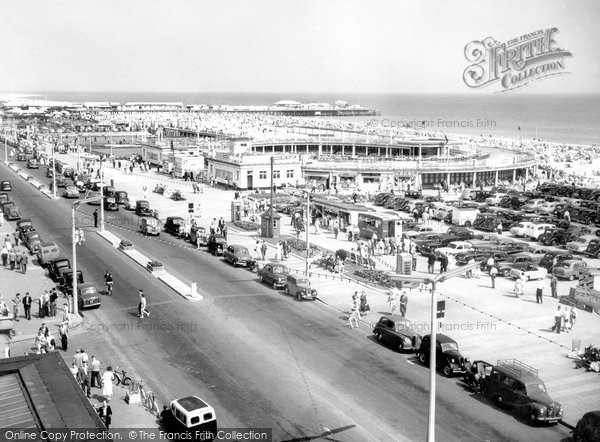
[60,270,84,293]
[522,199,545,213]
[36,242,60,267]
[434,241,473,258]
[585,238,600,259]
[539,251,582,270]
[257,263,290,289]
[164,217,187,237]
[509,264,547,281]
[84,190,102,205]
[140,217,161,236]
[223,244,254,267]
[114,190,129,205]
[160,396,217,438]
[538,228,576,246]
[523,223,555,240]
[372,315,421,352]
[493,252,538,277]
[45,167,54,178]
[480,359,563,425]
[0,192,10,203]
[3,203,21,221]
[103,186,116,197]
[207,234,227,256]
[48,258,71,281]
[123,198,137,211]
[284,274,318,301]
[573,410,600,442]
[16,219,34,240]
[77,283,101,310]
[510,221,535,237]
[23,230,43,253]
[189,226,209,246]
[62,185,79,199]
[485,193,507,206]
[552,259,588,281]
[565,235,596,253]
[416,333,466,377]
[446,227,475,240]
[103,197,119,211]
[135,200,153,216]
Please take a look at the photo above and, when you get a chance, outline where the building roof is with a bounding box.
[0,353,105,431]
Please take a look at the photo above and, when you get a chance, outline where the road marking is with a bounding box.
[214,293,267,298]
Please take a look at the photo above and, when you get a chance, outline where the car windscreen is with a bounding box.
[235,248,249,255]
[272,267,286,274]
[526,382,547,395]
[440,342,458,352]
[81,287,96,295]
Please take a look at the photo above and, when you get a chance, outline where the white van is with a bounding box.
[524,223,555,240]
[510,221,535,237]
[451,207,480,227]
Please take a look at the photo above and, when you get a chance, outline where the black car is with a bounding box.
[374,192,394,206]
[372,316,422,352]
[0,181,11,191]
[164,216,187,237]
[103,197,119,211]
[474,190,493,202]
[416,334,466,377]
[446,227,475,241]
[538,228,576,246]
[405,190,423,199]
[207,234,227,255]
[48,258,71,281]
[539,251,581,270]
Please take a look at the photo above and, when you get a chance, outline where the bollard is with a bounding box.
[190,282,198,298]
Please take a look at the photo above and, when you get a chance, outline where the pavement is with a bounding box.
[0,216,158,429]
[16,151,600,427]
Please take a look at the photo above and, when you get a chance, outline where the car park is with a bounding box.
[284,274,318,301]
[257,263,290,289]
[509,264,547,281]
[139,217,161,236]
[77,283,101,309]
[223,244,254,267]
[164,217,187,237]
[416,333,466,377]
[62,185,79,198]
[477,359,563,425]
[552,259,587,281]
[0,181,11,191]
[207,234,227,255]
[372,315,421,352]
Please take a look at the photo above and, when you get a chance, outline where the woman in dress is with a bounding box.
[102,366,115,402]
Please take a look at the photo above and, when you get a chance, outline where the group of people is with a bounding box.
[1,234,29,274]
[346,291,370,328]
[551,305,577,334]
[209,217,228,238]
[387,289,409,317]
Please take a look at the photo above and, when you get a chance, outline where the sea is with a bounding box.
[30,91,600,147]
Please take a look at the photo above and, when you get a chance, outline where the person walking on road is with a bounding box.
[387,289,400,315]
[102,367,115,402]
[536,279,544,304]
[440,254,449,274]
[346,296,360,329]
[550,274,558,298]
[514,275,524,297]
[359,292,370,317]
[93,209,98,228]
[490,266,498,289]
[139,292,150,318]
[427,253,436,274]
[569,306,577,331]
[20,252,28,274]
[22,292,32,320]
[90,356,103,388]
[399,292,408,317]
[77,361,92,398]
[260,241,267,261]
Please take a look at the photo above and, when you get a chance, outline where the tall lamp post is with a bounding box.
[391,262,480,442]
[99,161,105,232]
[269,156,274,237]
[52,140,57,199]
[305,191,310,275]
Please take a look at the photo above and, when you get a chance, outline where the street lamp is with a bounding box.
[269,156,274,237]
[72,194,104,317]
[52,140,57,199]
[391,261,480,442]
[99,161,105,232]
[305,191,311,275]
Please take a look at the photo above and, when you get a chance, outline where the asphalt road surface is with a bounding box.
[2,162,572,441]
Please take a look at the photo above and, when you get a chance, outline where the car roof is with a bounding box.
[423,333,456,343]
[176,395,209,412]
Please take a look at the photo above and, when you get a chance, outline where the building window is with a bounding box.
[236,171,240,180]
[286,169,294,178]
[273,170,281,179]
[259,170,267,179]
[247,170,253,175]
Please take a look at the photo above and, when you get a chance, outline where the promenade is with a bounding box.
[42,151,600,427]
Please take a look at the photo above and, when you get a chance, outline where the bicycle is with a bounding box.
[144,391,160,416]
[112,366,132,386]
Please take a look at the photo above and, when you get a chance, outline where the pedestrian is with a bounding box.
[427,253,436,274]
[514,275,524,297]
[222,224,228,240]
[260,241,267,261]
[388,289,399,315]
[93,209,98,228]
[90,356,102,388]
[22,292,32,320]
[59,320,69,351]
[550,274,558,298]
[489,266,498,289]
[561,307,569,333]
[70,362,79,378]
[96,400,113,429]
[218,217,225,235]
[20,252,28,274]
[139,292,150,318]
[77,361,92,398]
[49,289,58,317]
[496,222,503,235]
[440,254,449,273]
[411,252,417,271]
[551,305,562,333]
[486,256,494,272]
[1,244,7,267]
[12,293,21,321]
[346,297,360,329]
[359,292,370,316]
[399,292,408,317]
[209,218,217,235]
[536,279,544,303]
[8,249,16,270]
[102,366,115,402]
[569,306,577,331]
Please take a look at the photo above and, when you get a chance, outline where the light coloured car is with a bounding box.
[62,185,79,199]
[522,199,546,213]
[537,202,559,216]
[510,221,535,237]
[523,223,555,240]
[566,235,596,253]
[485,193,507,206]
[434,241,473,257]
[509,264,548,281]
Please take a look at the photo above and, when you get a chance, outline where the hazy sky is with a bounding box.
[1,0,598,94]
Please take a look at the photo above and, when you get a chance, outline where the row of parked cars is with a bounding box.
[372,318,564,426]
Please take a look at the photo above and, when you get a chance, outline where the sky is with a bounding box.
[1,0,599,94]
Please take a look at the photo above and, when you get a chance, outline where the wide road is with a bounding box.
[2,161,572,441]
